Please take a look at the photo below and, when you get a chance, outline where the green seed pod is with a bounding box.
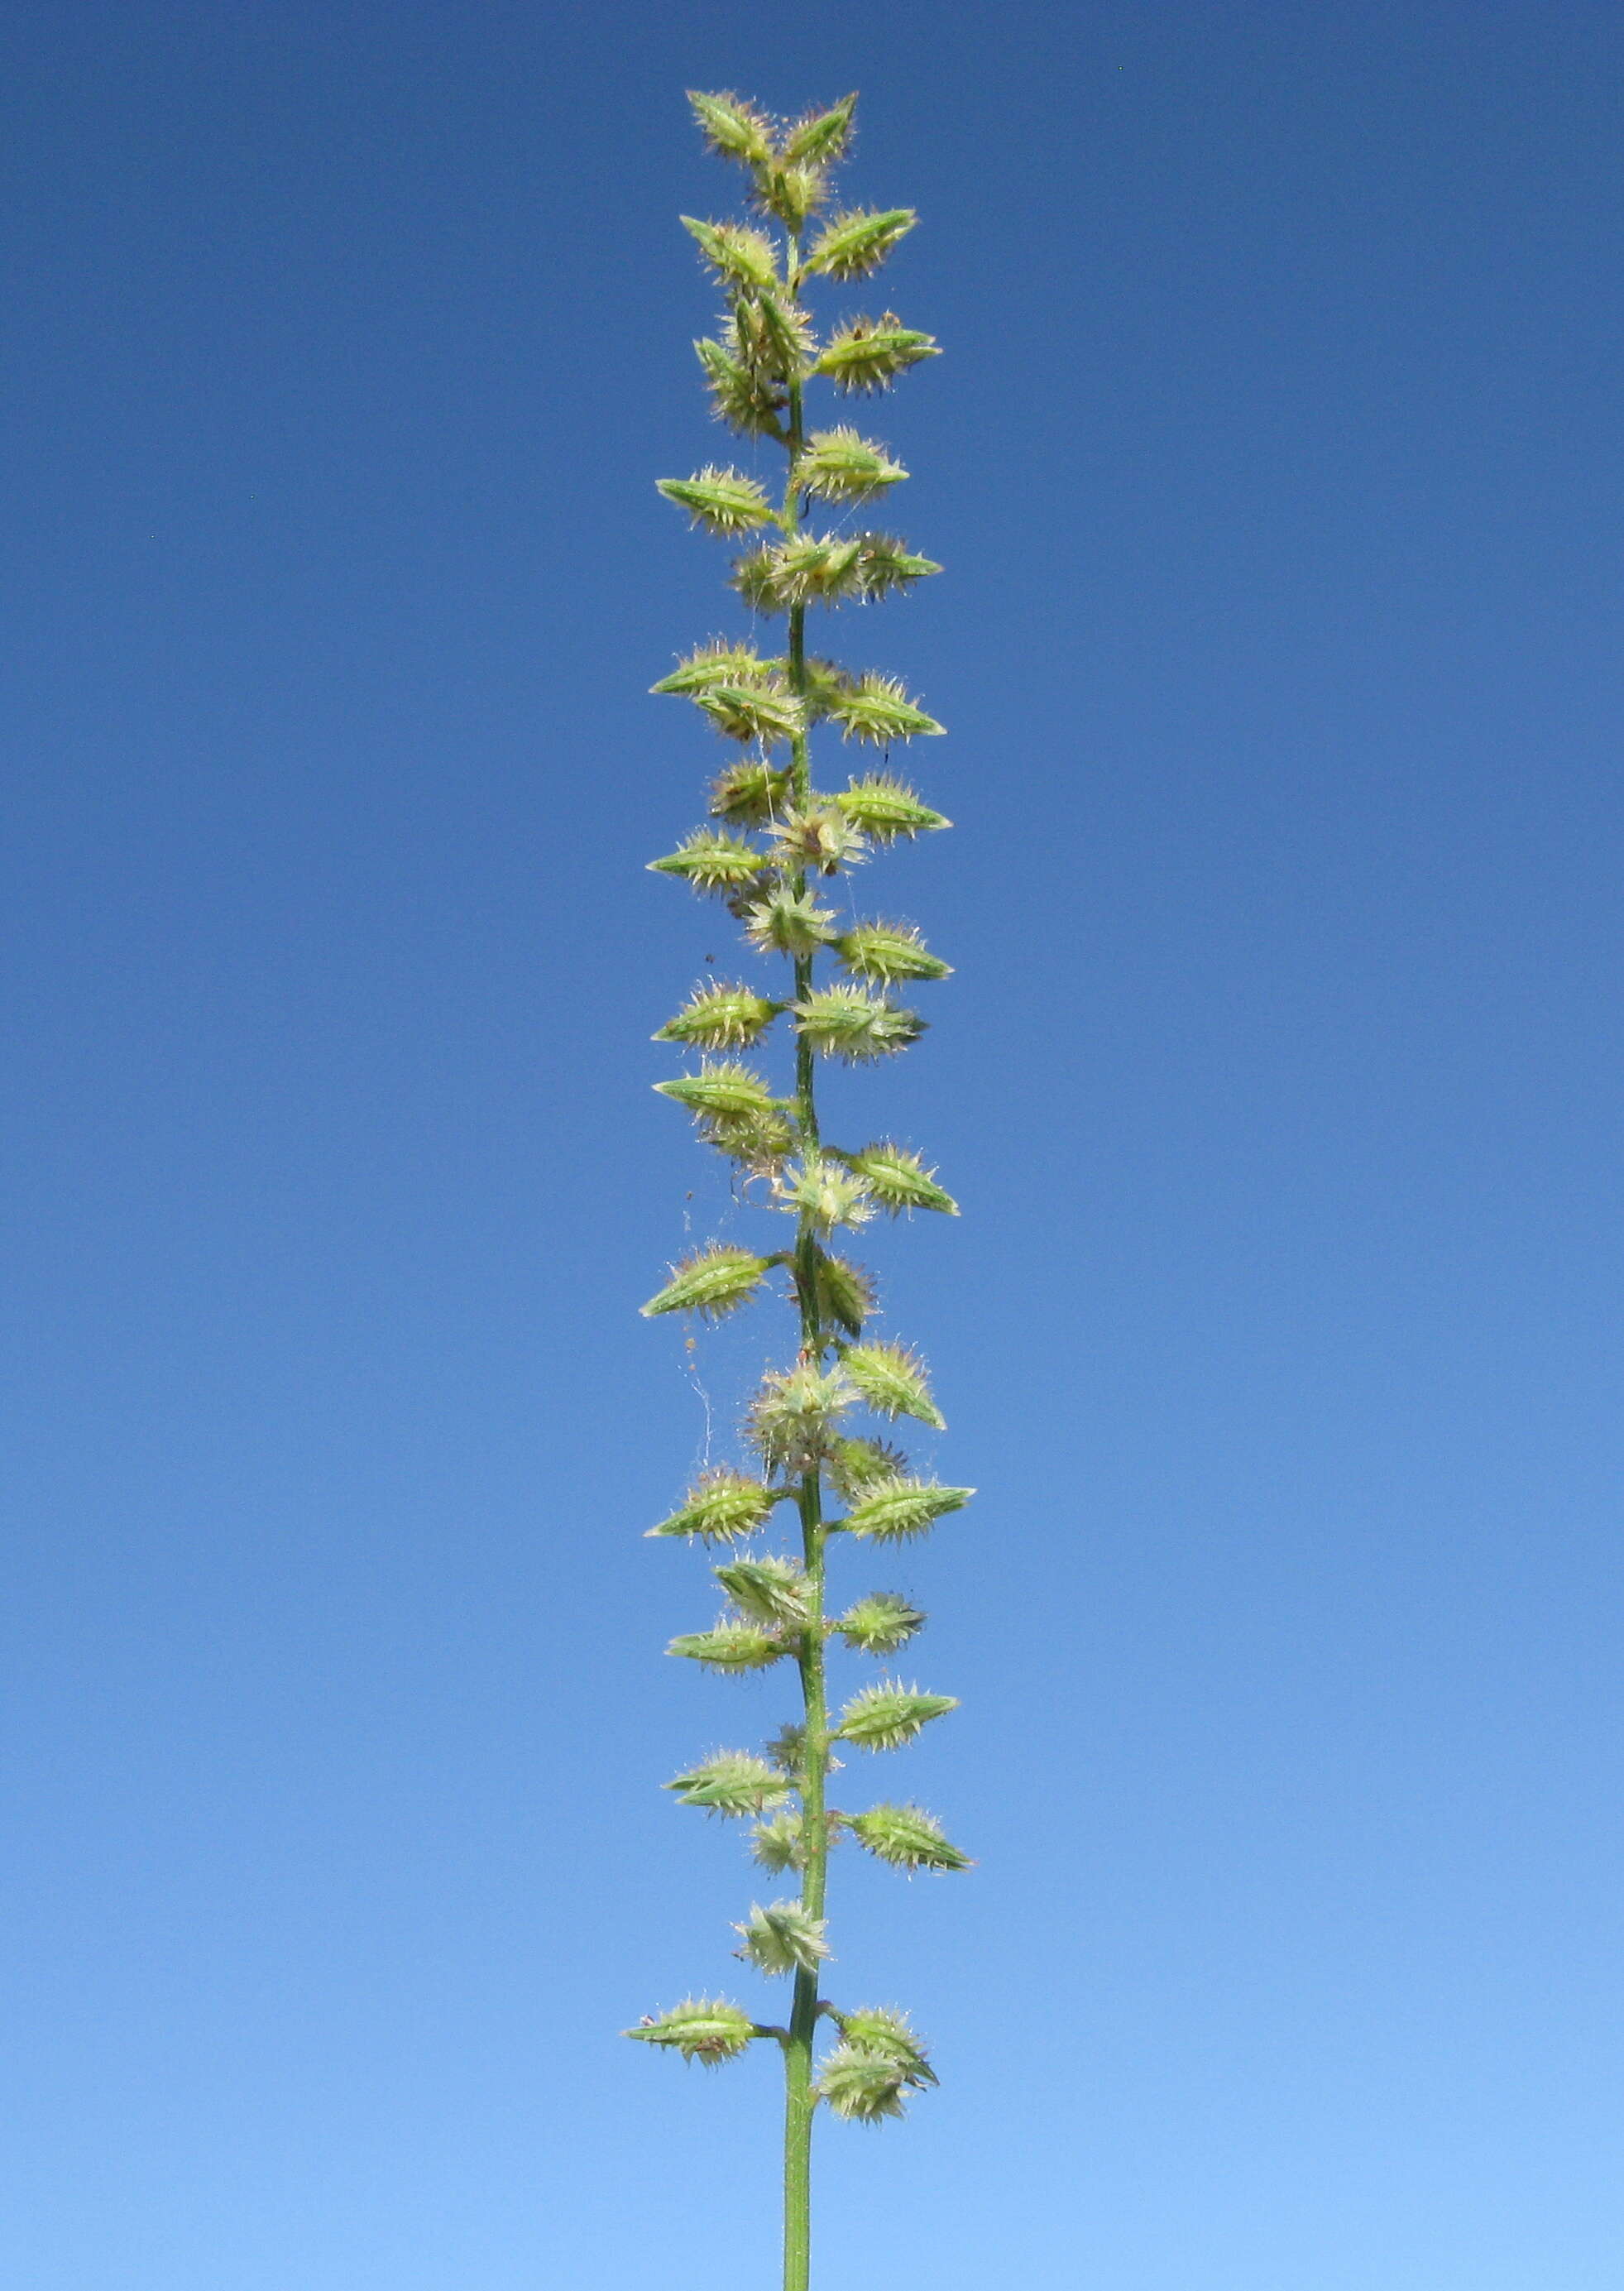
[815,319,941,394]
[825,1435,911,1500]
[654,1060,781,1122]
[649,830,765,893]
[694,336,786,438]
[657,463,778,533]
[747,1363,855,1474]
[835,924,951,984]
[841,1340,944,1426]
[833,1592,925,1654]
[679,216,783,296]
[846,1803,970,1872]
[668,1620,791,1672]
[627,1996,760,2063]
[687,90,774,168]
[749,1809,806,1872]
[793,985,925,1063]
[654,982,782,1049]
[647,1469,778,1543]
[651,640,772,695]
[734,1899,831,1976]
[841,1476,974,1542]
[791,429,908,504]
[695,681,803,745]
[641,1244,772,1320]
[666,1752,790,1816]
[802,206,918,281]
[816,2044,911,2122]
[780,93,857,168]
[823,672,942,744]
[814,1251,874,1337]
[833,774,951,841]
[836,2006,936,2081]
[713,1555,811,1627]
[770,1157,874,1234]
[743,886,840,956]
[836,1681,958,1752]
[845,1141,959,1215]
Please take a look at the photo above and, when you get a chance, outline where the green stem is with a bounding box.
[779,234,822,2291]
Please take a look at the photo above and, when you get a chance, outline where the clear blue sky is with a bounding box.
[6,4,1622,2285]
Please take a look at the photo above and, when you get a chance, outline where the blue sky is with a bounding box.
[5,4,1622,2285]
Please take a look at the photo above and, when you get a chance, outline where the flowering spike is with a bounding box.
[626,1996,762,2063]
[846,1803,970,1872]
[643,89,962,2276]
[835,1681,958,1752]
[734,1899,831,1976]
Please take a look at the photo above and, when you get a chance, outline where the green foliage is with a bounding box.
[627,1996,760,2063]
[836,1682,959,1752]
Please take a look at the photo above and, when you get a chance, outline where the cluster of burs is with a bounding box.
[626,89,970,2245]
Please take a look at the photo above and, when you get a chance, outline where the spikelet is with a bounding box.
[657,464,777,534]
[845,1141,959,1215]
[846,1803,970,1872]
[792,429,908,503]
[626,1996,759,2064]
[734,1900,831,1976]
[666,1752,790,1816]
[654,982,781,1050]
[835,923,951,984]
[841,1477,973,1542]
[835,1681,958,1752]
[641,1244,772,1320]
[841,1340,944,1426]
[647,1469,778,1544]
[667,1620,790,1673]
[834,774,951,841]
[815,317,941,394]
[802,208,917,281]
[834,1592,925,1654]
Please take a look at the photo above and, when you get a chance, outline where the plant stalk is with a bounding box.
[780,247,822,2291]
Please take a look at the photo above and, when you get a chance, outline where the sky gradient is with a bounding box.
[6,4,1623,2285]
